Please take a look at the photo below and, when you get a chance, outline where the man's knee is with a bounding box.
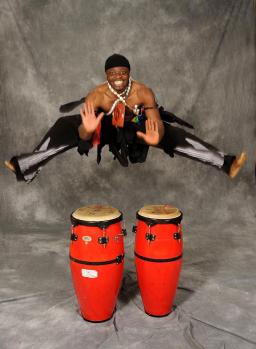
[53,115,81,131]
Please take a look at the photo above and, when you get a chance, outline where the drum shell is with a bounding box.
[135,221,183,259]
[70,222,124,262]
[69,220,124,322]
[135,219,183,317]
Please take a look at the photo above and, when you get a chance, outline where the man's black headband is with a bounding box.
[105,54,130,71]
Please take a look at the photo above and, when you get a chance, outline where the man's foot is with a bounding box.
[229,152,247,178]
[4,160,16,174]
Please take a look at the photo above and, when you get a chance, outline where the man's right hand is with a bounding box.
[79,101,104,140]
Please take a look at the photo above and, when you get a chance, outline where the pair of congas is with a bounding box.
[69,204,183,322]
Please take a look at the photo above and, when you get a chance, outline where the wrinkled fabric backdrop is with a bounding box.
[1,0,255,226]
[0,1,255,348]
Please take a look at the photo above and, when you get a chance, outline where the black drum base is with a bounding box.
[81,314,114,323]
[80,307,116,323]
[145,311,171,318]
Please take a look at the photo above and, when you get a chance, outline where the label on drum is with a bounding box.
[81,269,98,278]
[82,236,92,243]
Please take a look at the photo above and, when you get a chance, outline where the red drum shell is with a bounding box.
[135,256,182,317]
[135,221,183,259]
[69,216,124,322]
[70,260,123,322]
[70,223,123,262]
[135,215,183,317]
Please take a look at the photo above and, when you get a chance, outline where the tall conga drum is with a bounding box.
[134,204,183,317]
[69,205,125,322]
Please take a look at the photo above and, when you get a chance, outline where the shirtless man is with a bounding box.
[5,53,246,182]
[79,69,164,145]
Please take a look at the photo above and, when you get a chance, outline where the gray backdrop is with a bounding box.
[1,0,255,226]
[1,1,256,348]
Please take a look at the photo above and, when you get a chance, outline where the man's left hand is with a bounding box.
[136,119,161,146]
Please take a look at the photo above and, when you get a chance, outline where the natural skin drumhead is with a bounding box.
[72,205,121,222]
[138,205,181,219]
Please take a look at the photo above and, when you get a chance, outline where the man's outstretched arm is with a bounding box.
[136,87,164,145]
[78,92,104,141]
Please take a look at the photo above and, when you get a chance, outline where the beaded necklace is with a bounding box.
[106,77,140,116]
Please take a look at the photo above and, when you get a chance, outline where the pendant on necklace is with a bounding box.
[133,104,141,116]
[112,102,125,128]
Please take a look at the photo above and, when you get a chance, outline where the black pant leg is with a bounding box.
[159,124,235,174]
[11,114,81,182]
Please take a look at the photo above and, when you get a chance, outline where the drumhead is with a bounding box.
[137,204,182,222]
[72,205,122,223]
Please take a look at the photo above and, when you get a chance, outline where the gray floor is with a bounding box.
[1,215,256,349]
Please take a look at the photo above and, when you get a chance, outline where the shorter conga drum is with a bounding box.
[69,205,125,322]
[134,204,183,317]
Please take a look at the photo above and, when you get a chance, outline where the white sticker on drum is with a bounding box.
[81,269,98,278]
[82,236,92,243]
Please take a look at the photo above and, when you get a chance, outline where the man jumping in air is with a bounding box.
[5,53,246,182]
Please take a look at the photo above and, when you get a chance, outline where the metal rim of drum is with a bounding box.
[136,211,183,226]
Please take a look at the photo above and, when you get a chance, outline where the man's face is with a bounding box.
[106,66,130,93]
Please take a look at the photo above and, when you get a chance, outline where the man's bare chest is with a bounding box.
[99,93,142,115]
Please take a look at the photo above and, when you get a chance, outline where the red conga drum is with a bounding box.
[134,204,183,317]
[69,205,125,322]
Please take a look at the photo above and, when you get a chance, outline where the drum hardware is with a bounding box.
[98,223,108,230]
[173,224,182,240]
[115,255,124,264]
[146,224,155,242]
[132,225,137,233]
[98,236,109,245]
[98,227,108,248]
[145,233,156,241]
[121,220,127,236]
[71,233,78,241]
[173,232,181,240]
[114,229,127,241]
